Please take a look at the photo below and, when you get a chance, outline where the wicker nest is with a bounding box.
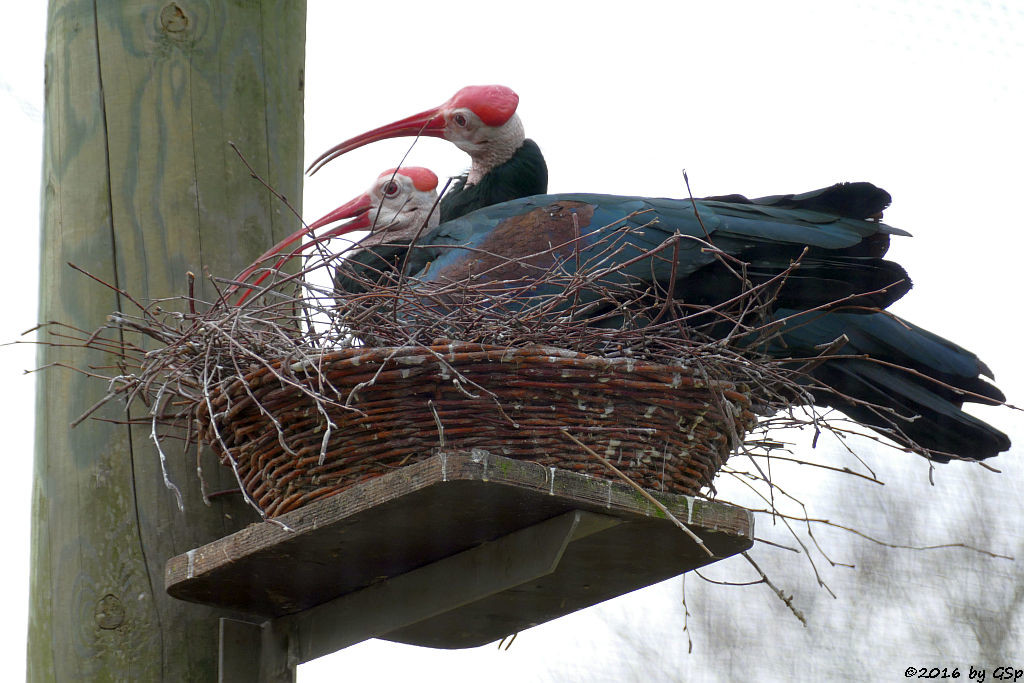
[196,342,758,517]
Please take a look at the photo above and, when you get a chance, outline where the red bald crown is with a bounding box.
[379,167,439,192]
[447,85,519,127]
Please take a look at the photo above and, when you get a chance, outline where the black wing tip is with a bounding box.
[799,181,893,219]
[926,427,1012,462]
[836,181,892,209]
[703,181,892,220]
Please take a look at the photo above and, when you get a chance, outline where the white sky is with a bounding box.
[2,1,1022,680]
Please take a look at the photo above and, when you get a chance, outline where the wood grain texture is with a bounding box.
[30,2,305,680]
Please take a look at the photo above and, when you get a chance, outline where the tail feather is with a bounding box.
[810,360,1009,462]
[771,309,1009,461]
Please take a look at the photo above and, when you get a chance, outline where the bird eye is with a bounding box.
[384,181,399,196]
[453,113,468,127]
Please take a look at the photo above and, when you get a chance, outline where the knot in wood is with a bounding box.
[94,593,125,630]
[160,3,189,35]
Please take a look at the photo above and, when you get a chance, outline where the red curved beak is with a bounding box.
[232,193,374,304]
[306,106,447,175]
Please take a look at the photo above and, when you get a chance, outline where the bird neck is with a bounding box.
[439,138,548,222]
[466,114,526,186]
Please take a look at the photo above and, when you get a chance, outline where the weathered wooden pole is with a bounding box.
[30,1,305,679]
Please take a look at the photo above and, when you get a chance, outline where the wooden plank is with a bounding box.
[30,2,306,680]
[165,452,753,650]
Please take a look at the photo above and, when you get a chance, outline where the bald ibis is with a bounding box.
[307,85,547,222]
[292,176,1008,462]
[232,167,440,304]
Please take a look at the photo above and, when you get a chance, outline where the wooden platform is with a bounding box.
[166,451,753,666]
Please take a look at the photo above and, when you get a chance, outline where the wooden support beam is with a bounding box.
[282,510,621,663]
[219,619,265,683]
[217,510,620,679]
